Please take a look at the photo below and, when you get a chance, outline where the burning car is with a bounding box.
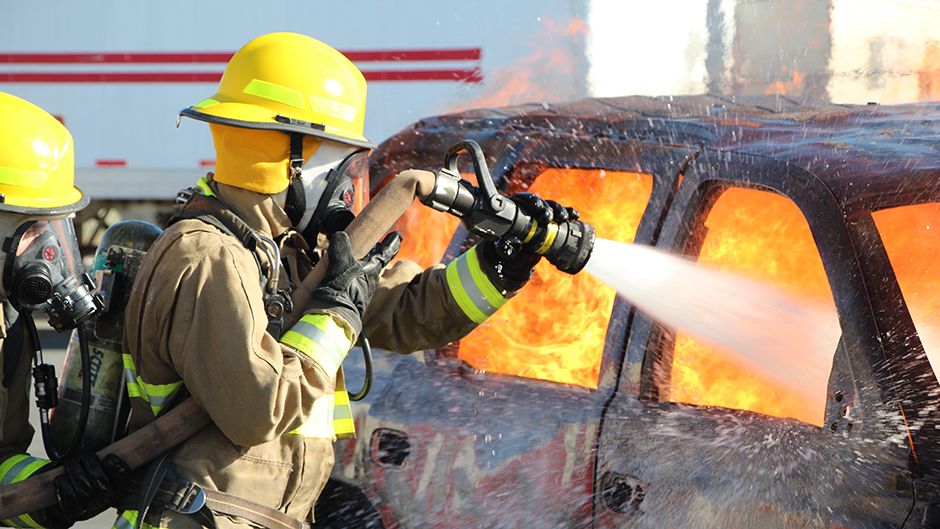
[314,95,940,528]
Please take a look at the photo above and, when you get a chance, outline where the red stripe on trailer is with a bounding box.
[345,49,481,62]
[199,159,216,167]
[0,72,223,83]
[365,68,483,83]
[0,69,483,84]
[95,159,126,167]
[0,48,481,64]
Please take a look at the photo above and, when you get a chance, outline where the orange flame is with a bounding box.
[872,202,940,375]
[392,204,463,269]
[392,172,476,269]
[449,17,587,111]
[457,169,653,388]
[764,66,807,96]
[670,187,838,426]
[918,41,940,101]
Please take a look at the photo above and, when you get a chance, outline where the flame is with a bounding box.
[392,204,463,269]
[392,172,476,269]
[918,41,940,101]
[764,66,807,96]
[449,17,587,111]
[457,169,653,388]
[872,202,940,375]
[670,187,839,426]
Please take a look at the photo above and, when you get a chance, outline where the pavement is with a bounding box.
[26,326,113,529]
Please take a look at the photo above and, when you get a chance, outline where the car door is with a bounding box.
[352,135,691,529]
[593,150,915,529]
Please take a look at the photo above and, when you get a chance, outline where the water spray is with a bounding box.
[422,140,595,274]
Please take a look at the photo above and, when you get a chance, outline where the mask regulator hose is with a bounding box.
[421,140,595,274]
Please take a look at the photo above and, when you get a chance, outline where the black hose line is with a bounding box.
[348,336,372,401]
[28,315,91,462]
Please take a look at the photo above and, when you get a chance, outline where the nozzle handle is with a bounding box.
[444,140,499,203]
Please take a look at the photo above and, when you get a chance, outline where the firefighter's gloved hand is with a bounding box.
[476,193,580,293]
[511,192,580,226]
[307,230,402,336]
[47,453,130,524]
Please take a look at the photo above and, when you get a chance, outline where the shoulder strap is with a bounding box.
[168,194,259,254]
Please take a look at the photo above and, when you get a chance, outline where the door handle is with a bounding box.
[370,428,411,467]
[599,471,646,514]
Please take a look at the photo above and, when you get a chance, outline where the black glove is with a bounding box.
[478,193,580,292]
[44,453,130,526]
[307,231,402,336]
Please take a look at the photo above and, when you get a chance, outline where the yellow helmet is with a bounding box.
[0,92,86,214]
[180,32,372,149]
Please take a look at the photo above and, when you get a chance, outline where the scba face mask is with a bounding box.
[284,142,370,241]
[3,218,100,330]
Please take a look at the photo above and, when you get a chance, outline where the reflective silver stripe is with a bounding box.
[453,254,499,316]
[0,456,45,486]
[113,511,133,529]
[291,319,345,354]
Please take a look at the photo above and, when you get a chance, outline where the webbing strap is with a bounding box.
[203,489,309,529]
[289,133,304,180]
[169,194,258,252]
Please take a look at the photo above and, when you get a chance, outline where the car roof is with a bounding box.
[412,94,940,210]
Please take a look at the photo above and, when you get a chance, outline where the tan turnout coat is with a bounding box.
[122,182,476,527]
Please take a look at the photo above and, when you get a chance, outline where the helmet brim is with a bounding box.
[180,106,375,149]
[0,188,89,216]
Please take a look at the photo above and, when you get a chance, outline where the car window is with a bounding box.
[456,169,653,389]
[871,202,940,376]
[669,186,839,425]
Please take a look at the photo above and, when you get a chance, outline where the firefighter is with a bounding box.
[119,32,560,528]
[0,91,128,527]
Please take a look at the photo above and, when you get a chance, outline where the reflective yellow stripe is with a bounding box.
[445,263,486,323]
[195,176,216,197]
[122,353,183,416]
[280,314,351,375]
[333,377,355,439]
[309,95,358,123]
[243,79,306,110]
[445,246,507,324]
[0,454,50,486]
[535,222,559,255]
[2,513,43,529]
[288,377,356,439]
[0,166,48,189]
[192,97,219,110]
[0,455,51,528]
[113,510,167,529]
[465,247,507,309]
[288,393,334,437]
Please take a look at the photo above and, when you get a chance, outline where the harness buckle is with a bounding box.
[164,481,207,515]
[175,188,195,208]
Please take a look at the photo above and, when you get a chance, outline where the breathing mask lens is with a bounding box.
[293,148,370,240]
[5,218,100,331]
[319,149,370,235]
[345,150,370,216]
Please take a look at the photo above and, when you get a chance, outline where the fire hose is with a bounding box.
[0,140,595,520]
